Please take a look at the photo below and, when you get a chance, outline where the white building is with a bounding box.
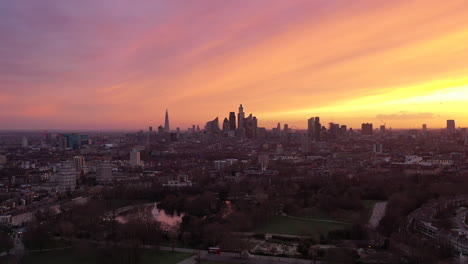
[96,161,113,184]
[130,150,141,167]
[57,161,76,193]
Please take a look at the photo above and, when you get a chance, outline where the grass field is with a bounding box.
[256,215,350,237]
[291,200,381,224]
[22,248,192,264]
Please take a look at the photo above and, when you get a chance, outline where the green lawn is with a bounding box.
[292,200,381,224]
[23,248,192,264]
[256,215,350,237]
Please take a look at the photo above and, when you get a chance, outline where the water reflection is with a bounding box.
[115,202,184,227]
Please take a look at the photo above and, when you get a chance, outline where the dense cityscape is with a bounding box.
[3,1,468,264]
[0,105,467,263]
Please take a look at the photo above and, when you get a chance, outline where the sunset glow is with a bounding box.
[1,0,468,129]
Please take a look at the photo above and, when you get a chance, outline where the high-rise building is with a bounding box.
[361,123,373,135]
[205,117,220,134]
[238,104,245,129]
[380,125,386,135]
[307,117,321,141]
[149,126,153,133]
[164,109,170,132]
[229,112,236,131]
[447,120,456,134]
[244,114,257,139]
[422,124,427,131]
[130,149,141,167]
[222,118,230,132]
[21,137,28,148]
[73,156,85,171]
[96,161,113,184]
[57,161,76,193]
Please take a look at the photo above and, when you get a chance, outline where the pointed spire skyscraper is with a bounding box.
[164,109,170,132]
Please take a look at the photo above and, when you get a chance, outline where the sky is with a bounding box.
[1,0,468,130]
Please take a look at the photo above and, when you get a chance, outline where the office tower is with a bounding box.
[96,161,113,184]
[149,126,153,133]
[244,114,257,139]
[73,156,85,171]
[58,136,68,149]
[314,117,321,140]
[229,112,236,130]
[222,118,230,132]
[57,161,76,193]
[307,118,315,136]
[130,149,141,167]
[283,124,289,134]
[238,104,245,129]
[205,117,220,133]
[164,109,170,132]
[21,137,28,148]
[422,124,427,131]
[447,120,455,134]
[307,117,322,141]
[340,125,347,134]
[380,125,386,135]
[361,123,373,135]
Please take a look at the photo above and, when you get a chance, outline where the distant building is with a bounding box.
[57,161,76,193]
[379,125,386,135]
[0,155,6,165]
[447,120,456,134]
[238,104,245,129]
[73,156,85,171]
[205,117,220,134]
[222,117,230,132]
[130,150,141,167]
[361,123,373,135]
[165,109,170,132]
[307,117,321,141]
[229,112,236,131]
[96,161,113,184]
[373,143,383,154]
[59,134,89,149]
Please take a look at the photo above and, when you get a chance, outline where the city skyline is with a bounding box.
[1,0,468,130]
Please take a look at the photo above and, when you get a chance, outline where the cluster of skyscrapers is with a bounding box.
[206,104,258,140]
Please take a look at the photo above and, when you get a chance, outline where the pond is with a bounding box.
[115,202,184,228]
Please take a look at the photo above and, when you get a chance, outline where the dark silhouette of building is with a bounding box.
[229,112,236,131]
[164,109,170,132]
[205,117,220,134]
[447,120,456,134]
[361,123,373,135]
